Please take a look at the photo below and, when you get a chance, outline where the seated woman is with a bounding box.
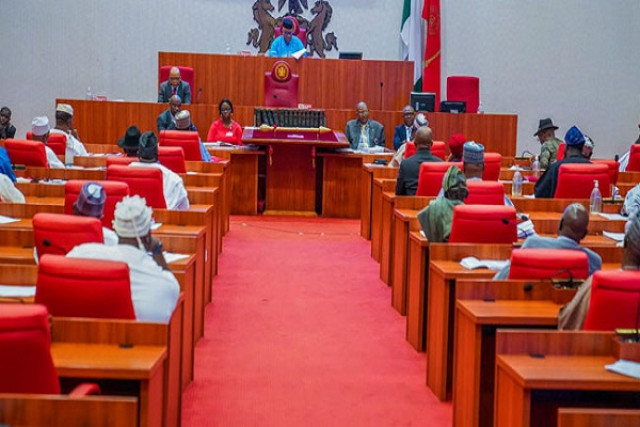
[206,98,243,145]
[416,166,468,242]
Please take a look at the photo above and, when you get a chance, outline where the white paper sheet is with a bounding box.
[0,285,36,297]
[0,215,20,224]
[460,256,509,270]
[164,252,190,263]
[597,212,627,220]
[605,359,640,380]
[603,231,625,242]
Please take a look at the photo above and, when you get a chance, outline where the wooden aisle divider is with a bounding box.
[360,164,399,239]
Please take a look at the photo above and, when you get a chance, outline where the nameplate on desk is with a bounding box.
[286,134,305,139]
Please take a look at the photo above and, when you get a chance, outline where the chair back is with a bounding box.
[0,304,60,394]
[35,254,135,320]
[449,204,517,243]
[158,146,187,174]
[64,180,130,229]
[26,131,66,156]
[446,76,480,113]
[273,16,307,46]
[583,270,640,331]
[158,66,195,102]
[554,163,610,198]
[626,144,640,172]
[592,159,619,186]
[508,249,589,280]
[158,130,202,161]
[482,152,502,180]
[106,156,137,167]
[33,213,104,258]
[415,162,462,196]
[431,141,446,160]
[404,141,416,159]
[106,165,166,209]
[557,142,566,161]
[4,139,48,167]
[264,61,299,108]
[465,180,505,205]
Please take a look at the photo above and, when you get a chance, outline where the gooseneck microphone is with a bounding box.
[379,81,384,111]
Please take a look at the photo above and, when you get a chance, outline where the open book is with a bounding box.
[460,256,509,270]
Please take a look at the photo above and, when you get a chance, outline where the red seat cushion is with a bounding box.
[583,270,640,331]
[554,163,610,198]
[33,212,104,258]
[4,139,48,167]
[446,76,480,113]
[64,180,130,229]
[465,180,505,205]
[592,159,619,186]
[264,61,299,108]
[106,165,166,209]
[627,145,640,172]
[449,204,517,243]
[508,248,589,280]
[26,131,66,156]
[158,130,202,161]
[415,162,462,196]
[431,141,446,160]
[158,146,187,174]
[481,152,502,181]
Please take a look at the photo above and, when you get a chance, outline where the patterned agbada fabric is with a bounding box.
[417,166,467,242]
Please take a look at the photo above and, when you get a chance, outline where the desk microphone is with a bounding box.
[550,268,575,288]
[523,282,534,292]
[615,154,619,162]
[379,81,384,110]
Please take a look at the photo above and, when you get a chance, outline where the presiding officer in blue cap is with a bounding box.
[534,125,591,198]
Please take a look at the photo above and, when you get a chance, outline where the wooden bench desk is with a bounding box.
[557,408,640,427]
[360,163,398,239]
[370,178,395,262]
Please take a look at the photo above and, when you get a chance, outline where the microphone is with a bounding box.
[523,282,534,292]
[550,268,576,289]
[197,87,203,103]
[615,154,619,162]
[379,81,384,110]
[521,150,535,158]
[42,239,68,255]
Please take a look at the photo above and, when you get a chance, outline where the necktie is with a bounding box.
[172,87,176,96]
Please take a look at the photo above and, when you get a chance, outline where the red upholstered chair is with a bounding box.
[465,180,505,205]
[4,139,48,167]
[35,254,135,320]
[554,163,611,198]
[415,162,463,196]
[404,141,445,160]
[449,204,517,244]
[159,65,195,101]
[482,152,502,181]
[404,141,416,158]
[592,159,619,186]
[158,146,187,174]
[557,142,566,161]
[106,165,166,209]
[0,303,99,395]
[583,270,640,331]
[32,213,104,258]
[626,144,640,172]
[158,130,202,161]
[446,76,480,113]
[507,249,589,280]
[274,16,307,46]
[26,131,66,156]
[106,156,137,167]
[64,180,130,229]
[264,60,299,108]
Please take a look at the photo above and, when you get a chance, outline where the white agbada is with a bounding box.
[129,161,189,210]
[50,128,89,156]
[45,146,65,168]
[67,243,179,323]
[0,174,25,203]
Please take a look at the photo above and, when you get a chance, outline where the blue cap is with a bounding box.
[564,125,585,146]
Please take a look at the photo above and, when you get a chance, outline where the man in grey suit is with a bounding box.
[494,203,602,279]
[158,67,192,104]
[157,95,182,132]
[344,102,385,150]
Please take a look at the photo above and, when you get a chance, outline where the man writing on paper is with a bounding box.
[268,18,307,58]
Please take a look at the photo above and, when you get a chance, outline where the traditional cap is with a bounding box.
[138,131,158,160]
[462,141,485,164]
[56,103,74,116]
[413,113,428,129]
[583,135,594,148]
[283,17,294,30]
[564,125,585,146]
[117,125,141,149]
[175,110,192,130]
[73,182,106,218]
[534,118,559,136]
[31,116,50,136]
[112,195,152,238]
[448,133,466,158]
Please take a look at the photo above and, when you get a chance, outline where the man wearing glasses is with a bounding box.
[268,18,307,58]
[345,102,385,150]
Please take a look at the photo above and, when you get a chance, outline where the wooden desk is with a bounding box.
[370,178,395,262]
[51,342,166,427]
[557,408,640,427]
[494,330,640,427]
[360,164,398,239]
[406,230,429,350]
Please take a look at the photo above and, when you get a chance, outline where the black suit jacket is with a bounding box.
[533,155,591,198]
[158,80,192,104]
[395,149,443,196]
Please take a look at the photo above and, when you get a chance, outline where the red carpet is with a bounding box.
[182,216,452,426]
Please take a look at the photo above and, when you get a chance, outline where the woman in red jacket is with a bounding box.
[206,98,243,145]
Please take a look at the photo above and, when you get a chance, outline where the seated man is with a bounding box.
[0,106,16,139]
[395,126,442,195]
[158,66,191,104]
[72,182,119,245]
[534,118,563,169]
[174,110,212,162]
[157,95,182,132]
[268,17,307,58]
[534,125,591,198]
[558,211,640,330]
[388,113,428,168]
[31,116,65,168]
[131,131,190,210]
[117,125,142,157]
[345,102,385,150]
[67,195,180,322]
[417,166,468,242]
[393,105,416,150]
[494,203,602,279]
[49,103,88,157]
[0,172,25,203]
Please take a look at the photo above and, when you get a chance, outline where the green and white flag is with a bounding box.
[401,0,426,91]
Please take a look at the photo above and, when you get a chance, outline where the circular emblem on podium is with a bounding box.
[272,61,292,82]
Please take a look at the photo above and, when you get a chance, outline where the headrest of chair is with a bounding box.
[271,61,293,83]
[0,304,49,333]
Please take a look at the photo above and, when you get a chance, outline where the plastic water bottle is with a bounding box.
[85,86,93,100]
[477,102,484,114]
[512,167,523,197]
[64,142,74,167]
[589,180,602,213]
[225,43,231,55]
[532,155,541,178]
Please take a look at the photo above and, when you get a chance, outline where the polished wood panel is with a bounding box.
[370,179,396,261]
[558,408,640,427]
[207,148,261,215]
[267,144,316,213]
[360,164,398,239]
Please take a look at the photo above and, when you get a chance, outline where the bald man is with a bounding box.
[158,66,191,104]
[395,126,442,195]
[157,95,182,132]
[494,203,602,279]
[558,211,640,330]
[345,102,385,150]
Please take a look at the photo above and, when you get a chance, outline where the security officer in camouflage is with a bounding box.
[534,118,563,169]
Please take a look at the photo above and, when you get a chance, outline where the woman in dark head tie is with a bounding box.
[206,98,243,145]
